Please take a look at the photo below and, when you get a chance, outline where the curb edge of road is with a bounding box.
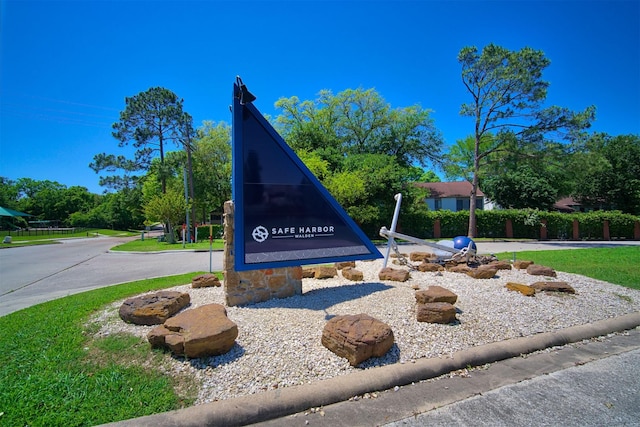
[103,311,640,427]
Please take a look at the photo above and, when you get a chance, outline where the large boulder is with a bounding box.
[119,291,190,325]
[415,286,458,304]
[321,314,394,366]
[416,302,457,324]
[147,304,238,358]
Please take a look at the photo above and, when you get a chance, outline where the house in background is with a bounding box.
[415,181,494,212]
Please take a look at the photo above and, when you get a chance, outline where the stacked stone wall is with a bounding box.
[223,201,302,306]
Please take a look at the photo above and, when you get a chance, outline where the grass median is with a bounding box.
[0,247,637,426]
[0,271,210,427]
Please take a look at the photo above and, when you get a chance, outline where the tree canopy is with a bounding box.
[90,87,191,193]
[457,43,595,236]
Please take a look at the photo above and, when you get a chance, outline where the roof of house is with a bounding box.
[553,197,581,212]
[415,181,484,198]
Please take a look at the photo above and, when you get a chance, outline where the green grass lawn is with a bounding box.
[0,228,138,248]
[494,246,640,290]
[0,247,638,426]
[110,237,224,252]
[0,272,213,427]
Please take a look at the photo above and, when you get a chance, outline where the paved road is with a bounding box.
[0,236,223,316]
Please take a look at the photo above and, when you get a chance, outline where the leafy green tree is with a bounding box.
[482,166,558,209]
[571,133,640,214]
[275,88,442,236]
[91,87,191,193]
[144,187,186,243]
[0,177,18,206]
[458,43,595,236]
[191,121,232,222]
[276,87,443,168]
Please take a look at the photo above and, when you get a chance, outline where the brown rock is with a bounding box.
[314,266,338,279]
[446,264,472,274]
[526,264,557,277]
[513,260,534,269]
[505,282,536,297]
[416,302,457,324]
[531,281,576,294]
[489,260,512,270]
[415,286,458,304]
[335,261,356,270]
[378,267,410,282]
[466,265,498,279]
[321,314,394,366]
[341,267,364,281]
[192,273,221,288]
[147,304,238,358]
[410,252,435,262]
[302,267,316,278]
[119,291,190,325]
[417,262,444,272]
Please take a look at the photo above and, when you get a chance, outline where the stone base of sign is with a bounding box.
[223,201,302,307]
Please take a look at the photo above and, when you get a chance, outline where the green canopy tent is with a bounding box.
[0,206,32,217]
[0,206,33,233]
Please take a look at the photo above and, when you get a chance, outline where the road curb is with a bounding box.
[104,312,640,427]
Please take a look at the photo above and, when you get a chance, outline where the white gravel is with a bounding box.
[89,258,640,405]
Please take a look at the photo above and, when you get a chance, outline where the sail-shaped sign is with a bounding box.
[232,78,382,271]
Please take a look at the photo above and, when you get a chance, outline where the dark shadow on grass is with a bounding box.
[173,342,246,370]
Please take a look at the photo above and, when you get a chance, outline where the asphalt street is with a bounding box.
[0,235,223,316]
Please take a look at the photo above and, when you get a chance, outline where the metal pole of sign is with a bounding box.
[383,193,403,268]
[209,224,213,273]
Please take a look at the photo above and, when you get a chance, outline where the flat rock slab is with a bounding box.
[527,264,557,277]
[532,281,576,294]
[417,262,444,272]
[379,267,410,282]
[148,303,238,358]
[119,291,190,325]
[415,286,458,304]
[466,265,498,279]
[321,314,394,367]
[192,273,221,288]
[505,282,536,297]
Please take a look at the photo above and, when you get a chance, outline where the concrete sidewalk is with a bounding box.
[104,313,640,427]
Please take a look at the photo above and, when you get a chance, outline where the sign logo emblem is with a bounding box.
[251,226,269,242]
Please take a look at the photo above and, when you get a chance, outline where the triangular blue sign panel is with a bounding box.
[232,81,381,271]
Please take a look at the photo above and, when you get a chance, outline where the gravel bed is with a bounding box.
[89,258,640,405]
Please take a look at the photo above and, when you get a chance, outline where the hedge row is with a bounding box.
[408,209,640,240]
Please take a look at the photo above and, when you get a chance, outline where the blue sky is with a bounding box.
[1,0,639,194]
